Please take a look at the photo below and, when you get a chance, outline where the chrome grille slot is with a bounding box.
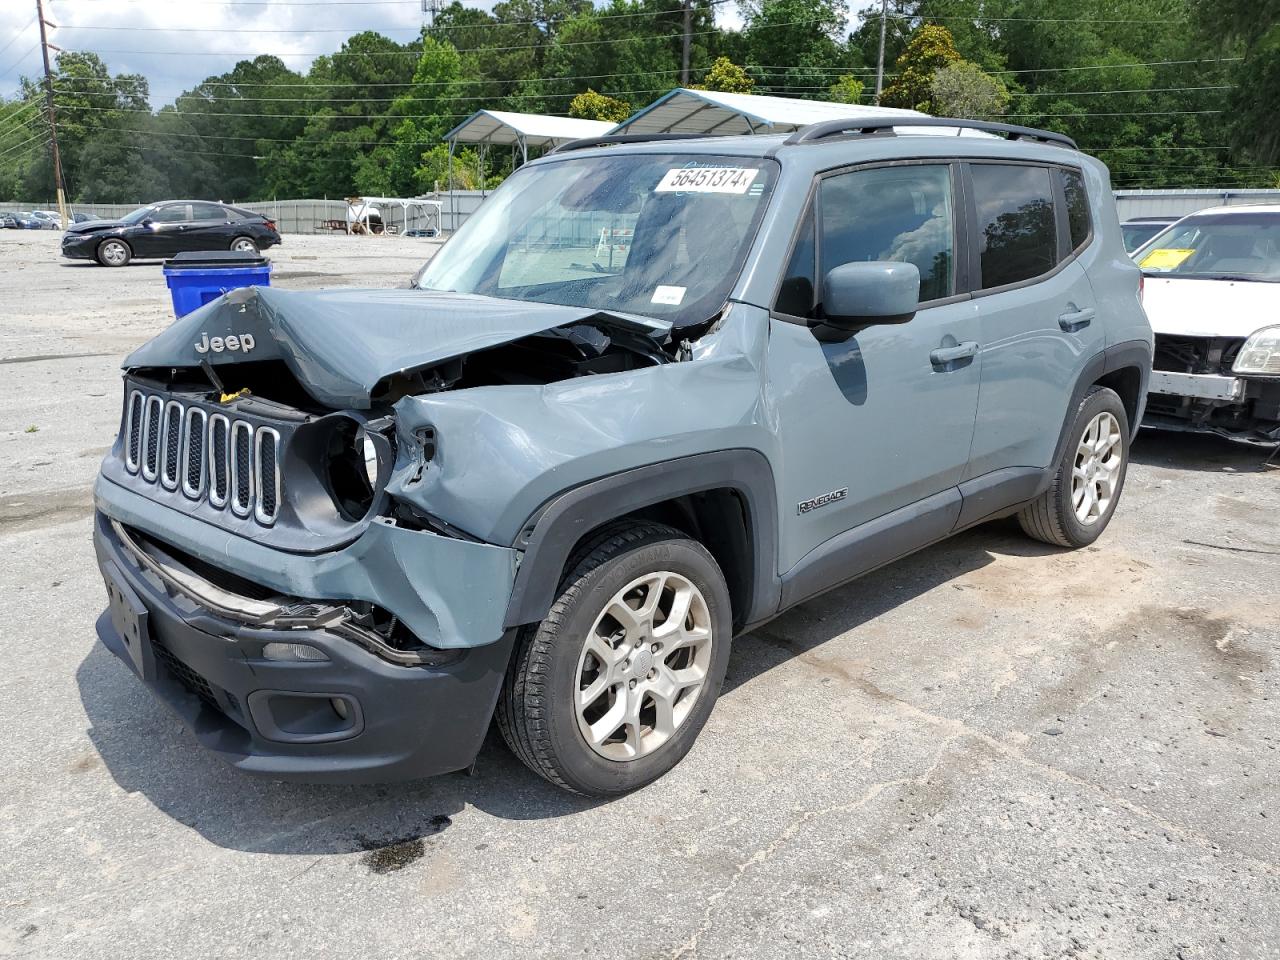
[119,388,284,527]
[125,391,144,473]
[254,428,281,525]
[208,414,230,508]
[229,420,254,518]
[180,407,207,499]
[159,400,183,490]
[141,395,163,482]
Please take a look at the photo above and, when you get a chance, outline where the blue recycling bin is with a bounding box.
[162,250,272,318]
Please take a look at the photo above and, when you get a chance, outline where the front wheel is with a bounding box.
[96,238,131,267]
[229,236,258,254]
[497,522,732,796]
[1018,385,1130,547]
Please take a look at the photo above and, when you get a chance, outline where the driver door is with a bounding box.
[135,203,192,257]
[767,161,982,579]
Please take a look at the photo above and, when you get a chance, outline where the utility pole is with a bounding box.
[680,0,691,87]
[874,0,888,103]
[35,0,68,228]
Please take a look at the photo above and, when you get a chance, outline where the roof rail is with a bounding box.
[549,132,717,155]
[784,117,1078,150]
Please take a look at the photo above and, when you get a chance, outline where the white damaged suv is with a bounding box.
[1136,205,1280,444]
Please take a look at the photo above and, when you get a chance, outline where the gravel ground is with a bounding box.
[1,230,1278,960]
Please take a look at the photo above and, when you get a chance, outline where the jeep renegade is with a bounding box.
[93,118,1152,796]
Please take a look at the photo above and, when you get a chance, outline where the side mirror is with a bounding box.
[141,218,155,227]
[816,261,920,340]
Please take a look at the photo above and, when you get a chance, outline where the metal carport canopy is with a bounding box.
[609,88,928,136]
[444,110,615,153]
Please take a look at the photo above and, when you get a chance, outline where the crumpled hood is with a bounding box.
[1143,275,1279,338]
[66,218,126,233]
[124,286,671,409]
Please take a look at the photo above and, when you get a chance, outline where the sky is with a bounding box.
[0,0,754,108]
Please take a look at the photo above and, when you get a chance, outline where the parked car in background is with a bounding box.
[91,118,1150,797]
[1135,205,1280,444]
[26,211,61,230]
[5,211,47,230]
[61,200,281,266]
[1121,215,1179,253]
[1,212,19,228]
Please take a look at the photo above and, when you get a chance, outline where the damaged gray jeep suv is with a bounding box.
[93,118,1152,796]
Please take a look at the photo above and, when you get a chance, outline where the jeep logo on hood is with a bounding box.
[195,332,256,354]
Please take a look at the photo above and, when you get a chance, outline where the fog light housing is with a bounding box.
[262,641,329,662]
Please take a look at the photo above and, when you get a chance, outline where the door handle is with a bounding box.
[930,341,979,367]
[1058,307,1095,331]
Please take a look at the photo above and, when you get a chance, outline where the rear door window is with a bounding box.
[190,202,229,221]
[970,164,1058,289]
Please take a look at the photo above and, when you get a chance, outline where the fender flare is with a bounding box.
[503,449,781,631]
[1046,340,1151,483]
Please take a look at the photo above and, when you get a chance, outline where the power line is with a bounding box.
[0,129,50,161]
[0,41,43,82]
[68,15,845,57]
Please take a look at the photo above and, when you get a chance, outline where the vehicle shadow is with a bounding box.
[1130,429,1278,474]
[74,520,1042,858]
[723,520,1032,696]
[77,642,603,857]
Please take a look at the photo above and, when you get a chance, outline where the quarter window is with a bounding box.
[1060,168,1090,252]
[775,206,816,317]
[970,164,1058,289]
[819,164,955,304]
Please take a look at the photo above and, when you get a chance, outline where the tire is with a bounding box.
[229,236,258,254]
[497,521,732,796]
[1018,385,1130,548]
[96,238,131,267]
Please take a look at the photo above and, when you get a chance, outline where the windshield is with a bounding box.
[415,153,778,326]
[1135,212,1280,281]
[121,205,155,225]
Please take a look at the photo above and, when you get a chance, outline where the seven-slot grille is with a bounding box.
[123,389,282,525]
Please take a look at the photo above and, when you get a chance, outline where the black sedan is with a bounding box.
[61,200,281,266]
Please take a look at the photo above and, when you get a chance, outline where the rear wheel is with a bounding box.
[497,522,732,796]
[1018,385,1129,547]
[229,236,258,254]
[96,238,131,267]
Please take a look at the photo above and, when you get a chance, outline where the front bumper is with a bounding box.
[93,512,516,782]
[61,234,99,259]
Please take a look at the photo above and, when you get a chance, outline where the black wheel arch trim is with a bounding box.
[1046,339,1151,489]
[503,449,781,632]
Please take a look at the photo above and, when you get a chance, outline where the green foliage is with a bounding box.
[828,74,865,104]
[568,89,633,123]
[930,61,1010,118]
[879,24,961,112]
[1,0,1276,200]
[698,57,754,94]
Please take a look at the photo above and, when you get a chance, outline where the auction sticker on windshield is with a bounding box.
[655,167,759,194]
[1139,248,1196,270]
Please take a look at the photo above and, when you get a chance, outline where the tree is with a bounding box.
[1191,0,1280,165]
[828,74,865,104]
[930,61,1009,118]
[879,24,961,112]
[699,57,753,93]
[568,89,633,123]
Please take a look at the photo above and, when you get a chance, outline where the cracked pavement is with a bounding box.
[1,231,1278,959]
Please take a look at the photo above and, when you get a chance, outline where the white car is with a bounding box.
[1134,204,1280,444]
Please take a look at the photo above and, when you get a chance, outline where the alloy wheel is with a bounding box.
[1071,411,1123,525]
[231,238,257,253]
[100,241,127,266]
[575,571,714,761]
